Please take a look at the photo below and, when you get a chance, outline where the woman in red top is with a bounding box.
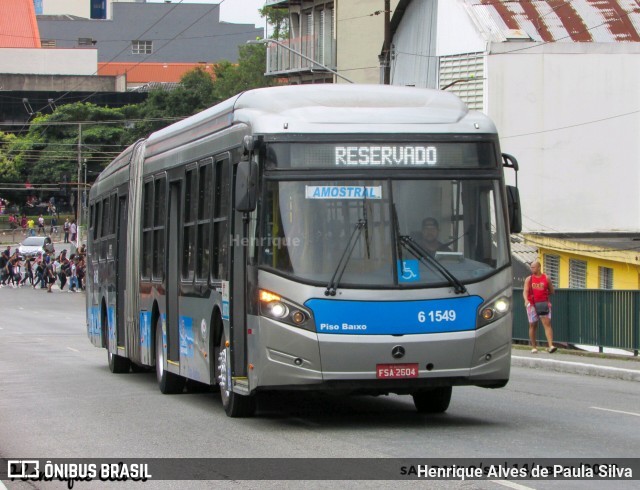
[523,261,557,353]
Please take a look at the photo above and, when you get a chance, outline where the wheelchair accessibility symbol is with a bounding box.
[398,260,420,283]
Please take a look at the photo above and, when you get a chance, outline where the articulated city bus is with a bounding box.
[86,84,521,417]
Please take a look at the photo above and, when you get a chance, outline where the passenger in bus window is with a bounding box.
[416,217,451,255]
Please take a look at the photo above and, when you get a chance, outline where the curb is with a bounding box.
[512,355,640,382]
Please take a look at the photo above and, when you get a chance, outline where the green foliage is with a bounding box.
[0,132,21,182]
[214,44,279,100]
[1,40,280,202]
[259,6,289,39]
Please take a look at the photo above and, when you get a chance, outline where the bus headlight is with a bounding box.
[268,301,289,318]
[477,294,511,329]
[259,289,314,331]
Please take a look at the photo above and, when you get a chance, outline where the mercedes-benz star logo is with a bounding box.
[391,345,405,359]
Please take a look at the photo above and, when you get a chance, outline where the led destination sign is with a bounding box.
[335,146,436,166]
[269,142,495,169]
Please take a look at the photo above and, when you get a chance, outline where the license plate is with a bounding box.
[376,363,419,379]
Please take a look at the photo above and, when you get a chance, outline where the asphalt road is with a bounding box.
[0,287,638,490]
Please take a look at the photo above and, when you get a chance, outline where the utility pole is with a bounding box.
[77,123,82,247]
[383,0,391,84]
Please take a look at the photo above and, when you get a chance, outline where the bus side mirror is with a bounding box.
[235,159,258,213]
[506,185,522,234]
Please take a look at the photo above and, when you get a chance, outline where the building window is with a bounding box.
[543,254,560,287]
[131,40,153,55]
[78,37,95,47]
[569,258,587,288]
[599,266,613,289]
[41,39,56,48]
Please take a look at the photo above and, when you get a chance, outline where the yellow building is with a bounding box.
[524,234,640,290]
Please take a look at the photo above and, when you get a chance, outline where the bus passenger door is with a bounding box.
[116,194,128,348]
[165,181,181,364]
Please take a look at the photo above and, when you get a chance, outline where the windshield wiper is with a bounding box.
[325,219,366,296]
[398,235,467,294]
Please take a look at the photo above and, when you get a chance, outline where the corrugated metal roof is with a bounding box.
[0,0,41,48]
[464,0,640,43]
[98,63,216,83]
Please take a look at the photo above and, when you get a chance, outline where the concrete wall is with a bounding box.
[390,0,437,87]
[0,48,97,75]
[0,73,124,92]
[488,43,640,233]
[336,0,399,84]
[42,0,89,17]
[41,0,141,19]
[436,0,485,56]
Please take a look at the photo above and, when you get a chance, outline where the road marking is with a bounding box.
[591,406,640,417]
[0,480,7,490]
[492,481,536,490]
[67,347,80,353]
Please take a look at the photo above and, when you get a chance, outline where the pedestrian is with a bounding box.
[21,256,34,286]
[27,217,35,236]
[523,260,557,354]
[37,214,45,235]
[68,258,79,292]
[70,219,77,243]
[57,251,69,291]
[63,218,70,243]
[12,256,22,286]
[44,255,56,293]
[76,256,86,290]
[33,253,46,289]
[0,247,11,286]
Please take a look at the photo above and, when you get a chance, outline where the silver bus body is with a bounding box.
[86,85,516,416]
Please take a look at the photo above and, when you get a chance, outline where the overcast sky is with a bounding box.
[147,0,267,29]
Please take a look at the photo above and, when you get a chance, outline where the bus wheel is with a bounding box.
[217,334,256,418]
[107,349,130,374]
[155,317,185,394]
[412,387,452,413]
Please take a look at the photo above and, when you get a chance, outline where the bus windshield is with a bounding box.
[260,178,509,288]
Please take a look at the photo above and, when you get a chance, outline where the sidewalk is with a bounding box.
[511,346,640,382]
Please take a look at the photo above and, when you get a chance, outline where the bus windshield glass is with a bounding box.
[260,178,508,288]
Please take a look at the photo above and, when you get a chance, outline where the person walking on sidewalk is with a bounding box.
[523,261,557,354]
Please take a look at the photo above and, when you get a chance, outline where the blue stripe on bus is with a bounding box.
[304,296,483,335]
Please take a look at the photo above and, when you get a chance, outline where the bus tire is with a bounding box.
[107,349,130,374]
[155,317,185,394]
[412,387,452,413]
[217,333,256,418]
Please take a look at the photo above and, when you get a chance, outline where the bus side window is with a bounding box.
[152,176,166,281]
[211,157,230,281]
[182,167,197,282]
[196,159,212,281]
[142,180,153,279]
[93,200,102,242]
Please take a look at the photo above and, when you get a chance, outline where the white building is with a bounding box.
[391,0,640,234]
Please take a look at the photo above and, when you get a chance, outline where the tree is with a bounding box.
[213,43,279,100]
[125,67,218,143]
[4,103,130,199]
[0,132,21,182]
[259,5,289,40]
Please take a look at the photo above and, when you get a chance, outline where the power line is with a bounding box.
[502,109,640,139]
[35,0,230,113]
